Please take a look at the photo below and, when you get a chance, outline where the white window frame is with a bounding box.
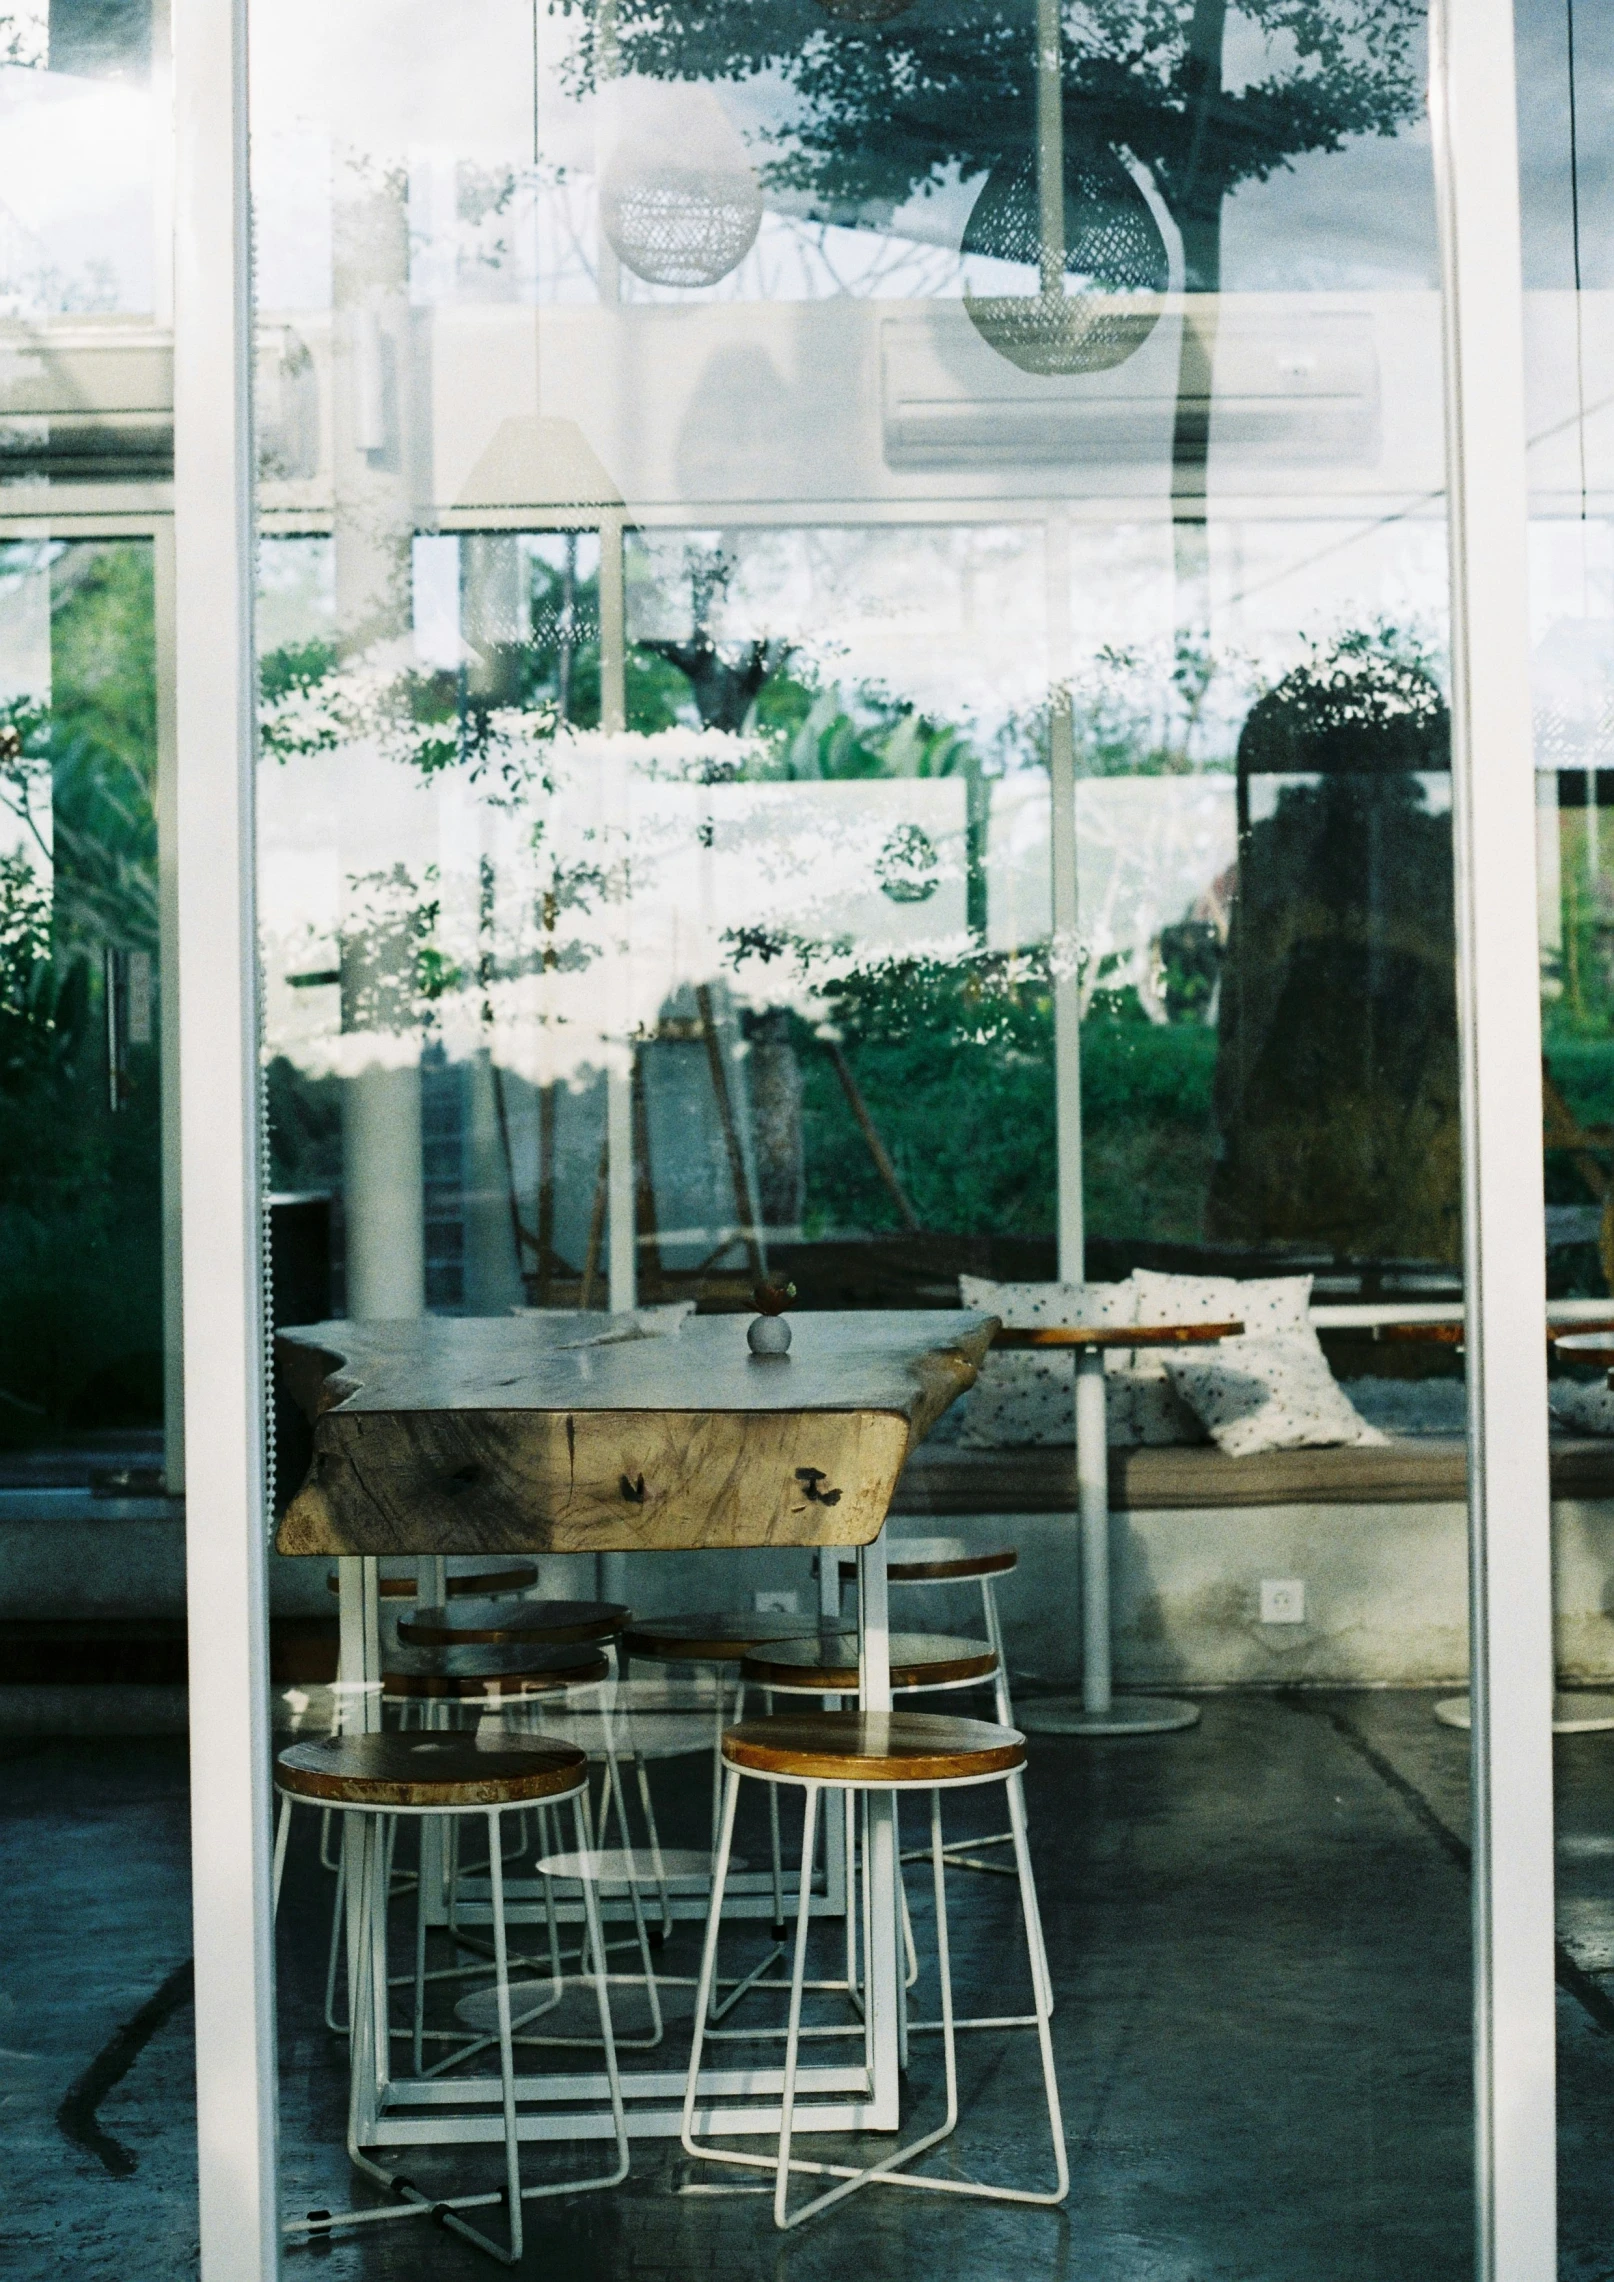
[168,0,1556,2275]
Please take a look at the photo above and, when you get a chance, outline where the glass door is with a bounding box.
[243,3,1484,2275]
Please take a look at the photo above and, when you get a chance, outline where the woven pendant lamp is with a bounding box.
[963,0,1165,376]
[599,78,763,289]
[963,141,1167,375]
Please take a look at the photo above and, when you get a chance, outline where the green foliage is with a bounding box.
[0,849,54,1083]
[266,1053,344,1193]
[778,948,1218,1243]
[0,542,163,1448]
[259,636,339,708]
[1546,1039,1614,1135]
[560,0,1424,268]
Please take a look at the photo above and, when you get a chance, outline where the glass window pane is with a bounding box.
[251,5,1474,2273]
[1518,0,1614,2262]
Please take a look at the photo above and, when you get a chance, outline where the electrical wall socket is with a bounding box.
[1260,1578,1306,1625]
[755,1590,800,1615]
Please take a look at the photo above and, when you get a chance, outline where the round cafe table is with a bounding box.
[992,1321,1240,1738]
[1383,1320,1614,1735]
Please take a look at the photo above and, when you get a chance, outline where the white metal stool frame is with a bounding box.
[681,1743,1068,2230]
[328,1534,909,2147]
[835,1539,1022,1875]
[735,1646,1045,2034]
[277,1771,629,2266]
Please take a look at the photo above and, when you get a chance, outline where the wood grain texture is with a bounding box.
[274,1733,588,1808]
[834,1537,1017,1581]
[739,1630,999,1692]
[721,1709,1026,1784]
[1383,1321,1614,1349]
[325,1560,538,1600]
[993,1322,1240,1349]
[622,1612,828,1664]
[275,1310,994,1558]
[397,1598,629,1648]
[382,1642,611,1700]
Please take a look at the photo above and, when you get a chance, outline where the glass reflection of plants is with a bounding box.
[264,531,1457,1289]
[0,544,162,1452]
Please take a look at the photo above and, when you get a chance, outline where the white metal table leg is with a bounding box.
[1019,1342,1200,1738]
[858,1530,901,2127]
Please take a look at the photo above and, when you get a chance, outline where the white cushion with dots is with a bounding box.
[954,1276,1140,1447]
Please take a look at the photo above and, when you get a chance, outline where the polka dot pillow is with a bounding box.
[955,1276,1139,1448]
[1163,1335,1386,1458]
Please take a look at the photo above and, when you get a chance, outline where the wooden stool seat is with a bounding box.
[382,1641,610,1701]
[739,1630,999,1693]
[836,1536,1016,1583]
[275,1732,587,1809]
[526,1706,714,1763]
[721,1709,1026,1786]
[622,1612,825,1664]
[398,1597,631,1649]
[325,1559,538,1600]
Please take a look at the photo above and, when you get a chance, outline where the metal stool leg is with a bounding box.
[283,1784,630,2261]
[683,1768,1068,2226]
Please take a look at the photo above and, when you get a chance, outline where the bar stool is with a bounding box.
[738,1629,1046,2007]
[835,1538,1022,1878]
[275,1732,629,2265]
[382,1640,612,1722]
[399,1597,631,1652]
[681,1711,1066,2230]
[327,1559,539,1603]
[621,1611,826,1851]
[738,1630,1001,1704]
[381,1641,615,2067]
[833,1538,1018,1724]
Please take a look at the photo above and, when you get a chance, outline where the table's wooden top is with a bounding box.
[275,1310,995,1560]
[992,1321,1240,1350]
[1381,1319,1614,1349]
[278,1310,992,1420]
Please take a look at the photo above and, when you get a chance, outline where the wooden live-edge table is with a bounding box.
[991,1323,1241,1739]
[1376,1320,1614,1737]
[275,1307,994,2152]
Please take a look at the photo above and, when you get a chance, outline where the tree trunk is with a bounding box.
[1170,0,1228,652]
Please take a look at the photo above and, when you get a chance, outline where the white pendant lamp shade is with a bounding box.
[963,144,1167,376]
[599,78,763,290]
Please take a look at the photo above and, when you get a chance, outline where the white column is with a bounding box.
[599,511,636,1314]
[342,1062,425,1317]
[154,522,185,1493]
[1430,3,1557,2276]
[461,1050,522,1312]
[172,0,279,2273]
[332,152,424,1322]
[1045,509,1083,1282]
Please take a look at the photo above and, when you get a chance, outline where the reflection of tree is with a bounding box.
[636,544,792,733]
[1209,633,1458,1265]
[575,0,1423,625]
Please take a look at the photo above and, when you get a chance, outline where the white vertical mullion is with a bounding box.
[1046,509,1083,1283]
[1430,4,1557,2279]
[154,521,185,1494]
[173,0,279,2277]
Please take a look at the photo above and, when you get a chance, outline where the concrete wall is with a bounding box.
[8,1493,1614,1691]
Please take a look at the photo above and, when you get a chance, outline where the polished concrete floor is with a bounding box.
[8,1694,1614,2279]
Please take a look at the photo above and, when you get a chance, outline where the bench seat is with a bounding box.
[892,1436,1614,1515]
